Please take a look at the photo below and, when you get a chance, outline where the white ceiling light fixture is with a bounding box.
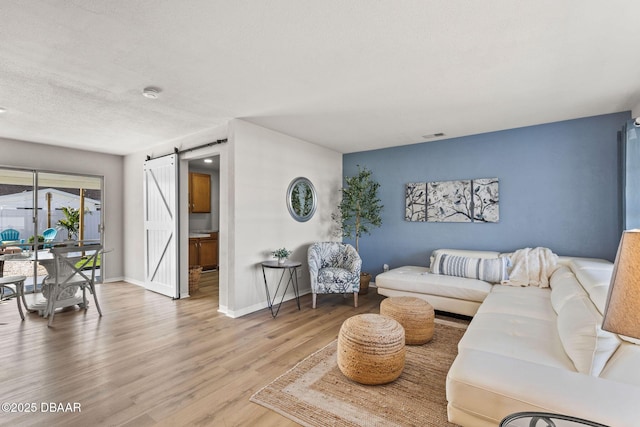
[142,87,161,99]
[204,158,213,163]
[0,107,7,114]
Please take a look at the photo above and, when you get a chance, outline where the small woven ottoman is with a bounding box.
[380,296,435,345]
[337,313,405,385]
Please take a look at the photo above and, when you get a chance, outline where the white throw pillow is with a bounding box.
[556,295,621,376]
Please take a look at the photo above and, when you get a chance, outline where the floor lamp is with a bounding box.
[602,229,640,340]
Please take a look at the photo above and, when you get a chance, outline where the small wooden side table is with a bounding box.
[261,260,301,318]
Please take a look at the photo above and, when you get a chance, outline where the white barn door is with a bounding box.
[143,154,179,298]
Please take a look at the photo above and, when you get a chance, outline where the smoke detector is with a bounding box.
[142,87,161,99]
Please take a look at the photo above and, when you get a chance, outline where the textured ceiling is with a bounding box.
[0,1,639,156]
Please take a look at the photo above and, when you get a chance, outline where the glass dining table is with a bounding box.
[0,246,92,317]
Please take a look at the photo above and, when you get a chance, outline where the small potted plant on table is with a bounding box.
[272,248,292,265]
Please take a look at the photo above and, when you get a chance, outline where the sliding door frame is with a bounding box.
[0,166,105,288]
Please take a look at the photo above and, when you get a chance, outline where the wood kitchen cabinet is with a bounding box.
[189,232,218,270]
[188,238,199,267]
[189,172,211,213]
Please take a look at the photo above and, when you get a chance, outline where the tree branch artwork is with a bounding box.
[406,177,499,223]
[405,182,426,221]
[427,180,472,222]
[472,178,499,222]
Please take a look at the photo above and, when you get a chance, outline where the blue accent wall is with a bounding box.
[343,112,629,277]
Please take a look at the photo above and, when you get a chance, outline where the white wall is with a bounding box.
[122,120,342,317]
[0,137,124,281]
[227,120,342,316]
[122,125,229,298]
[633,102,640,120]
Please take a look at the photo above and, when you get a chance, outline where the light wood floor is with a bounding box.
[0,272,387,426]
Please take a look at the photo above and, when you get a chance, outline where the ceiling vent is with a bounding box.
[422,132,445,139]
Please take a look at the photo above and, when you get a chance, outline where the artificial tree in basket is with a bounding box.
[332,165,383,295]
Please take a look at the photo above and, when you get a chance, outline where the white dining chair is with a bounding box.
[45,243,103,327]
[0,275,27,320]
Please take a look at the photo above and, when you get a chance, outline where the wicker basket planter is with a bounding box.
[380,296,435,345]
[359,272,371,295]
[189,265,202,293]
[337,313,405,385]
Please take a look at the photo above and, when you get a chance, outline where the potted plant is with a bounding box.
[332,165,383,294]
[272,248,292,265]
[28,234,45,249]
[57,206,80,241]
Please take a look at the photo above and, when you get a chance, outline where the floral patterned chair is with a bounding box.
[308,242,361,308]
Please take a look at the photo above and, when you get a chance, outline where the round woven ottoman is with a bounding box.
[380,296,435,345]
[337,313,405,385]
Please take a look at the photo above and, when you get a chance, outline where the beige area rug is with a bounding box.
[251,319,467,427]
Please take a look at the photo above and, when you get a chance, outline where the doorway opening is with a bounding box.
[187,155,220,307]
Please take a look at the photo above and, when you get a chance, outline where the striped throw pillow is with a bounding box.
[431,253,509,283]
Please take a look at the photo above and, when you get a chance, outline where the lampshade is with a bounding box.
[602,229,640,339]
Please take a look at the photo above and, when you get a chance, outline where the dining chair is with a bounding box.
[45,243,103,327]
[0,275,27,320]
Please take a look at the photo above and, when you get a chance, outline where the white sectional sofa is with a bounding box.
[375,250,640,426]
[376,249,502,317]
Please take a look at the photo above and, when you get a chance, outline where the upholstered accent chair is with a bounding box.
[308,242,361,308]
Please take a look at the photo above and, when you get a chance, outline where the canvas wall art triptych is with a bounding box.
[406,178,499,223]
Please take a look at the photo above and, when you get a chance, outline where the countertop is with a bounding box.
[189,230,218,238]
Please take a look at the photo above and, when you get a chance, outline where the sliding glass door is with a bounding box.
[0,168,104,292]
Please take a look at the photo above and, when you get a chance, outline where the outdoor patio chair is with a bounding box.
[42,228,57,248]
[0,228,20,243]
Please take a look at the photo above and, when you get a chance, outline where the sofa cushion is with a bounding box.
[459,312,574,370]
[318,267,357,284]
[463,286,574,370]
[600,341,640,385]
[556,294,621,376]
[568,258,613,315]
[447,348,640,427]
[375,266,492,303]
[481,286,556,321]
[550,266,587,313]
[431,253,509,283]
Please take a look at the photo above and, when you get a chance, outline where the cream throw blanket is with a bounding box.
[502,247,559,288]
